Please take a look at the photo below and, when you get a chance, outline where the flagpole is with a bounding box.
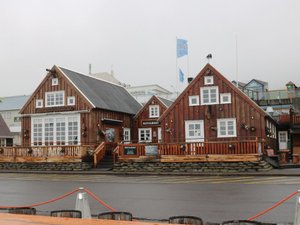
[235,34,239,88]
[176,37,179,97]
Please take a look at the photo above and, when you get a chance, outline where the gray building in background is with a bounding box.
[0,95,30,146]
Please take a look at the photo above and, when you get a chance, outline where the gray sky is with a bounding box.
[1,0,299,96]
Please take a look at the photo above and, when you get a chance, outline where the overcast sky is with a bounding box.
[1,0,299,96]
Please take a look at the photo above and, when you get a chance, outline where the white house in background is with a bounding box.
[0,95,30,146]
[126,84,175,104]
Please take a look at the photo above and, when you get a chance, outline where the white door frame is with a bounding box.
[278,131,288,150]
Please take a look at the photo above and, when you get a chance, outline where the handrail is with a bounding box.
[112,143,121,164]
[93,142,105,168]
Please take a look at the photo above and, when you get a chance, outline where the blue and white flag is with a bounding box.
[179,68,184,83]
[177,38,188,58]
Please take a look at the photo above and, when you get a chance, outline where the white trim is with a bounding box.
[35,99,43,108]
[138,128,152,142]
[123,128,131,143]
[204,76,214,85]
[157,127,162,143]
[45,91,65,107]
[189,95,200,106]
[149,105,160,118]
[217,118,237,138]
[220,93,231,104]
[185,120,204,142]
[200,86,219,105]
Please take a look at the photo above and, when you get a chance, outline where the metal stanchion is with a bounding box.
[75,187,91,219]
[294,190,300,225]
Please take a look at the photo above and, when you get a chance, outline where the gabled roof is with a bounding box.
[160,64,270,121]
[157,96,173,107]
[0,114,13,138]
[134,95,173,119]
[245,79,268,86]
[58,66,141,115]
[0,95,30,111]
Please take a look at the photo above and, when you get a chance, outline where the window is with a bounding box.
[31,114,80,146]
[217,118,237,137]
[200,86,219,105]
[157,127,162,143]
[185,120,204,142]
[52,78,59,86]
[189,96,199,106]
[149,105,160,118]
[44,118,54,145]
[33,118,43,146]
[67,96,75,106]
[36,99,43,108]
[220,93,231,104]
[45,91,64,107]
[123,128,131,142]
[138,128,152,142]
[204,76,214,85]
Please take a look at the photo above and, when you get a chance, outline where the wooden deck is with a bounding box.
[0,145,93,163]
[0,213,168,225]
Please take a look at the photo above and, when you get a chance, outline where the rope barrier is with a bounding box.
[83,187,116,212]
[247,190,298,221]
[0,188,80,209]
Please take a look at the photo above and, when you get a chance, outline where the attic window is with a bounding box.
[67,96,75,106]
[52,78,59,86]
[149,105,160,118]
[36,99,43,108]
[220,93,231,104]
[189,96,199,106]
[204,76,214,85]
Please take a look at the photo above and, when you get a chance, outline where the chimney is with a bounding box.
[187,77,193,83]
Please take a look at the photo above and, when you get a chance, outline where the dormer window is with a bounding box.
[52,78,59,86]
[204,76,214,85]
[149,105,159,118]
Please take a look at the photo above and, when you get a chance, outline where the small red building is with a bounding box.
[133,95,173,143]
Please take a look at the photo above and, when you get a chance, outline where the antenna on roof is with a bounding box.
[89,64,92,75]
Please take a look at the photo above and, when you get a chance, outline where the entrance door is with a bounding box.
[104,126,120,155]
[279,131,288,150]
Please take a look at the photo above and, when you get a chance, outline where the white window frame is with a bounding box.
[149,105,160,118]
[36,99,43,108]
[189,95,200,106]
[31,114,80,146]
[52,78,59,86]
[138,128,152,143]
[204,76,214,85]
[123,128,131,143]
[220,93,231,104]
[200,86,219,105]
[45,91,65,107]
[157,127,162,143]
[185,120,204,142]
[217,118,237,138]
[67,96,76,106]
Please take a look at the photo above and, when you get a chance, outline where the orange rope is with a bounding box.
[0,188,79,209]
[247,190,298,221]
[83,187,116,212]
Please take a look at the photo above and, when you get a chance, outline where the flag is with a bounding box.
[179,69,184,83]
[177,38,188,58]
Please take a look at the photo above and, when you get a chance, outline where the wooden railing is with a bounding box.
[0,145,91,162]
[118,139,263,157]
[278,114,300,125]
[93,142,105,167]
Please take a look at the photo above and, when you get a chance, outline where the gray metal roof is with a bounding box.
[60,67,141,115]
[0,95,30,111]
[0,114,13,138]
[157,96,173,107]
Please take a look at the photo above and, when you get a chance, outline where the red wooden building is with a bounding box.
[159,64,277,151]
[133,95,173,143]
[12,65,141,165]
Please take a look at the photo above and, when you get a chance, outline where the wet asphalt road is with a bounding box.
[0,173,298,223]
